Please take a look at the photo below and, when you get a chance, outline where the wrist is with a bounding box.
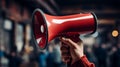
[71,54,84,65]
[79,53,84,58]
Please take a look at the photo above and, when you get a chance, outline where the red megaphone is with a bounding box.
[32,9,97,49]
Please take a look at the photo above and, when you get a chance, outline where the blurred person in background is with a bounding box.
[38,49,48,67]
[0,50,4,58]
[110,43,120,67]
[0,46,4,58]
[0,45,5,66]
[46,44,54,67]
[47,39,62,67]
[93,43,107,67]
[85,47,98,67]
[60,36,95,67]
[28,52,39,67]
[52,39,62,67]
[3,45,23,67]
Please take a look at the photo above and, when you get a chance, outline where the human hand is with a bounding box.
[60,36,84,64]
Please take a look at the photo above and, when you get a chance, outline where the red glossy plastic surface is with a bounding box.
[32,9,97,49]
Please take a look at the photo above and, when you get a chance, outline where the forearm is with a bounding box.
[71,55,95,67]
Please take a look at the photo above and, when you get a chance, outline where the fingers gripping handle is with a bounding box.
[60,34,80,66]
[61,42,72,67]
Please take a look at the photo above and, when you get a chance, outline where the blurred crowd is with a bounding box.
[85,43,120,67]
[0,38,65,67]
[0,0,120,67]
[0,38,120,67]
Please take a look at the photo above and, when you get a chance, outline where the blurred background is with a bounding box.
[0,0,120,67]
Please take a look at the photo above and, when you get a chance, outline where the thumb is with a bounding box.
[61,37,77,48]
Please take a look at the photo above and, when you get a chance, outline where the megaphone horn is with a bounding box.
[32,9,97,49]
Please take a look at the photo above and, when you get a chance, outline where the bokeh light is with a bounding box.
[112,30,119,37]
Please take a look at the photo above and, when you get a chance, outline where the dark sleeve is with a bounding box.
[71,55,95,67]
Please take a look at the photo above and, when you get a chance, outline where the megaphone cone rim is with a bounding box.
[32,8,48,50]
[90,12,98,34]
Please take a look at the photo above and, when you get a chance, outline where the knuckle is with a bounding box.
[67,39,71,42]
[65,38,70,41]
